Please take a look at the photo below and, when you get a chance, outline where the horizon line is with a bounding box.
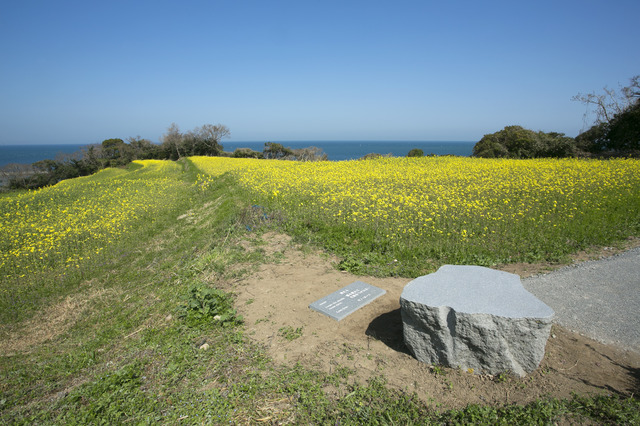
[1,139,477,147]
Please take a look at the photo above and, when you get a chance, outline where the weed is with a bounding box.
[495,371,511,383]
[278,326,303,341]
[430,365,447,376]
[178,283,243,327]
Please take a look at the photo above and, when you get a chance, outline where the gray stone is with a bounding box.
[400,265,554,377]
[310,281,386,321]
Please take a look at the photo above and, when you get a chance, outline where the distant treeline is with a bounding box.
[473,75,639,159]
[1,124,328,191]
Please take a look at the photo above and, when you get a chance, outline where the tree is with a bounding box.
[263,142,293,159]
[574,76,640,155]
[160,123,230,159]
[160,123,184,160]
[605,100,640,152]
[26,158,84,188]
[539,132,579,158]
[1,163,34,190]
[81,145,103,170]
[194,124,229,156]
[407,148,424,157]
[358,152,392,160]
[581,100,640,155]
[472,126,578,158]
[127,136,159,159]
[101,138,128,162]
[573,75,639,127]
[473,126,535,158]
[233,148,263,159]
[291,146,328,161]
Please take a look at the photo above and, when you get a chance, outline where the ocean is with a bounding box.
[0,144,90,167]
[0,141,475,167]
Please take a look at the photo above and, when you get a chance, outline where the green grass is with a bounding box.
[1,158,639,424]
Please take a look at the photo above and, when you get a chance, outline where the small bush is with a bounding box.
[233,148,264,159]
[358,152,392,160]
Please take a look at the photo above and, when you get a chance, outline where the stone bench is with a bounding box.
[400,265,554,377]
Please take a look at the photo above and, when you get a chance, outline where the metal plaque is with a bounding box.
[309,281,386,321]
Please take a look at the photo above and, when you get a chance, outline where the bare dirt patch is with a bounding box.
[231,234,640,409]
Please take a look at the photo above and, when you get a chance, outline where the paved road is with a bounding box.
[522,247,640,353]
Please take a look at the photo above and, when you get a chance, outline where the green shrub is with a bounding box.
[233,148,264,159]
[473,126,579,158]
[179,283,243,327]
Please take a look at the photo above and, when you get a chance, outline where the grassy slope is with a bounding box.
[0,159,638,424]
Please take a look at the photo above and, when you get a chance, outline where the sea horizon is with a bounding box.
[0,140,476,167]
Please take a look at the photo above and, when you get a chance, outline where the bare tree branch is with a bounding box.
[573,75,640,130]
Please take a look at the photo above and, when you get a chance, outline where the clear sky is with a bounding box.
[1,0,638,145]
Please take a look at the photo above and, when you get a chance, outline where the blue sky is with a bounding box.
[1,0,638,145]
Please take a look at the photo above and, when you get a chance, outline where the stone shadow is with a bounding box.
[582,343,640,396]
[365,308,411,356]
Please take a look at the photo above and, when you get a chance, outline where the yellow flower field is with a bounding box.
[2,155,638,280]
[0,160,185,280]
[191,156,640,269]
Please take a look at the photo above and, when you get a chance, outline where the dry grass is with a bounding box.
[0,285,120,355]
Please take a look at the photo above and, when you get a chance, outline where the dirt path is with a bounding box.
[230,233,640,409]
